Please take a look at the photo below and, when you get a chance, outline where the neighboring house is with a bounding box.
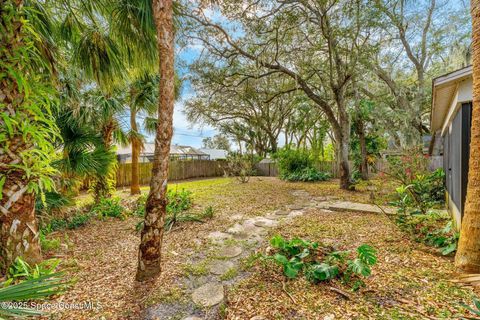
[430,65,473,229]
[116,143,210,163]
[199,148,228,160]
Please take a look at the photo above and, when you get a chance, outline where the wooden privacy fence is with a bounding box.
[116,160,228,187]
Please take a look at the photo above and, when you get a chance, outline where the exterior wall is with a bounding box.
[443,102,472,229]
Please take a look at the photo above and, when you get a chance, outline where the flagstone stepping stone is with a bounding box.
[263,214,281,220]
[274,209,289,216]
[289,210,305,217]
[254,219,277,228]
[191,282,224,307]
[183,317,202,320]
[207,231,232,244]
[287,204,305,210]
[209,260,236,275]
[226,223,246,236]
[229,214,244,221]
[216,245,243,258]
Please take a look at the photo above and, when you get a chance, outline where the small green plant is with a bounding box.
[68,213,91,229]
[133,194,147,217]
[394,211,458,256]
[40,232,61,252]
[91,197,125,219]
[7,257,61,283]
[135,189,207,232]
[220,267,238,281]
[264,235,377,289]
[200,206,215,219]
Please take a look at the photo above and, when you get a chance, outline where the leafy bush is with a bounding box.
[264,235,377,289]
[67,213,91,229]
[388,159,453,255]
[274,148,312,173]
[165,189,197,231]
[134,189,211,232]
[133,194,148,217]
[35,191,74,215]
[274,148,330,182]
[90,197,125,219]
[395,212,459,256]
[392,169,445,215]
[40,232,61,252]
[41,212,92,234]
[7,257,61,283]
[282,167,331,182]
[226,152,255,183]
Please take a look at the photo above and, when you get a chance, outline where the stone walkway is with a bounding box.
[144,190,393,320]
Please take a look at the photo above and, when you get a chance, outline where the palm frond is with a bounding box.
[73,27,125,89]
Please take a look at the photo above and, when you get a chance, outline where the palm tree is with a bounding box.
[0,0,58,272]
[455,0,480,272]
[136,0,175,281]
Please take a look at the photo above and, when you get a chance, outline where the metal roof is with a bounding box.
[116,143,208,156]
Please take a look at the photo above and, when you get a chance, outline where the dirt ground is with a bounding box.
[43,177,475,319]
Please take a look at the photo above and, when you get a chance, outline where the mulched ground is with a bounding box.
[43,177,475,319]
[226,209,475,320]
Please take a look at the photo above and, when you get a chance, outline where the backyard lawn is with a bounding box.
[41,177,476,319]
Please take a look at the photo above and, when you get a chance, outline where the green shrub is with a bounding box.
[133,194,147,217]
[134,189,206,232]
[8,257,61,283]
[282,167,331,182]
[91,197,125,219]
[274,148,312,174]
[226,152,256,183]
[395,212,458,256]
[40,232,61,252]
[274,148,330,182]
[42,218,68,233]
[67,213,91,229]
[264,235,377,289]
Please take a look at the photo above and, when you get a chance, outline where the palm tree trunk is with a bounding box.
[136,0,174,281]
[130,108,141,195]
[455,0,480,272]
[0,0,42,273]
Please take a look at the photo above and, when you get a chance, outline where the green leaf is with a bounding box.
[284,264,300,279]
[441,242,457,255]
[348,258,371,277]
[357,244,377,266]
[306,263,339,282]
[273,253,288,265]
[270,235,285,249]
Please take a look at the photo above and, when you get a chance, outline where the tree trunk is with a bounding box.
[130,108,141,195]
[455,0,480,273]
[0,0,42,273]
[136,0,174,282]
[334,95,353,190]
[356,119,369,180]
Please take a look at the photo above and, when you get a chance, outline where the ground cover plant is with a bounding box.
[264,235,377,290]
